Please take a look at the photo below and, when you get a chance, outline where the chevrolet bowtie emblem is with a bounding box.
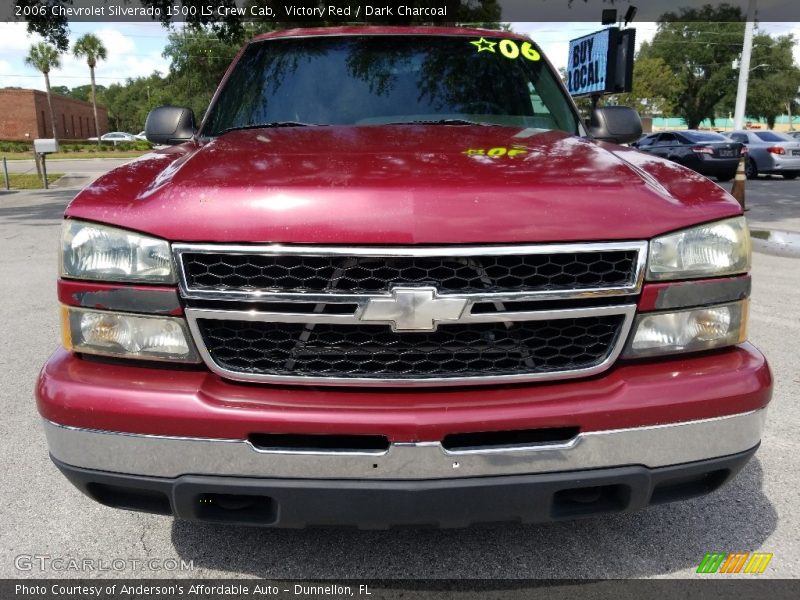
[359,287,468,332]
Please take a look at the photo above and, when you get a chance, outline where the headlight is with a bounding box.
[61,220,175,283]
[61,307,199,362]
[623,300,748,358]
[647,217,750,281]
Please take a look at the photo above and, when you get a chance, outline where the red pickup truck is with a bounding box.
[37,27,770,528]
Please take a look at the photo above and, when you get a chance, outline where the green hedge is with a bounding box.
[0,139,152,153]
[97,140,152,151]
[0,141,31,152]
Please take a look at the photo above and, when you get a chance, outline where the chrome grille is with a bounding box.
[180,250,639,295]
[196,316,626,379]
[176,243,646,386]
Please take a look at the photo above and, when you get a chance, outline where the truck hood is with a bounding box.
[66,126,742,243]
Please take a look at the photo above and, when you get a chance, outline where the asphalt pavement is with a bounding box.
[4,157,135,189]
[0,169,798,580]
[5,157,134,175]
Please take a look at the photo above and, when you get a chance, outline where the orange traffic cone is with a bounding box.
[731,157,746,210]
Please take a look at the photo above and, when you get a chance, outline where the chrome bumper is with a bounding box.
[44,409,766,480]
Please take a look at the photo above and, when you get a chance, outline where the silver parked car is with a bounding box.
[87,132,138,144]
[727,130,800,179]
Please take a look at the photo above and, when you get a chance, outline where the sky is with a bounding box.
[1,20,799,92]
[0,21,171,90]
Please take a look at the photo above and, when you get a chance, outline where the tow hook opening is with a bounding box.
[551,484,631,518]
[195,493,278,524]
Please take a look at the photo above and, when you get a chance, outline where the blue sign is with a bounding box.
[567,29,611,96]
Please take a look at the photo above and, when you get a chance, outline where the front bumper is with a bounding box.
[44,409,766,480]
[38,343,771,526]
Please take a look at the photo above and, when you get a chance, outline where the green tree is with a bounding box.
[741,33,800,128]
[15,0,612,53]
[25,42,62,141]
[638,5,745,128]
[614,56,681,116]
[103,73,171,133]
[73,34,108,143]
[65,84,107,104]
[161,26,254,120]
[19,0,70,51]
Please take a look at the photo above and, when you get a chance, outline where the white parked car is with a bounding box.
[134,131,147,141]
[87,132,138,144]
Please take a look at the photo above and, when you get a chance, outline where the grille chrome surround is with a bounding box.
[185,305,636,386]
[173,242,646,387]
[173,242,648,303]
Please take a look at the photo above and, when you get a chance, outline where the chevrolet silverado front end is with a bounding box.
[37,27,771,528]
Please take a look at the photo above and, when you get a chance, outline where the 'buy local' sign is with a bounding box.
[567,27,636,97]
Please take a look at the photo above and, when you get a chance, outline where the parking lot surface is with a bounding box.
[0,169,798,579]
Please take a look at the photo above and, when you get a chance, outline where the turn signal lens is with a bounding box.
[624,301,747,359]
[62,307,199,363]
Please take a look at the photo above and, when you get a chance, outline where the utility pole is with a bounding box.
[789,87,799,131]
[732,0,756,130]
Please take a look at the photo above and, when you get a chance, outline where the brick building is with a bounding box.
[0,88,109,141]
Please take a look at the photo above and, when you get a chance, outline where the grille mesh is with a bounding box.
[197,316,624,379]
[181,251,638,294]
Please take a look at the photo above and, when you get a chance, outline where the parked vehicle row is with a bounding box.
[630,130,743,181]
[632,129,800,181]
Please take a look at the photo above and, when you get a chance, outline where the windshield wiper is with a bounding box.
[217,122,319,135]
[383,119,499,127]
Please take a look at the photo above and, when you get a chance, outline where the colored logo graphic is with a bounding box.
[697,552,773,574]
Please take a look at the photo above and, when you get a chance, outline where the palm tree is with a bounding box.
[25,42,62,142]
[73,34,107,145]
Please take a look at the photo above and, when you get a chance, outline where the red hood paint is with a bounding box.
[66,126,742,244]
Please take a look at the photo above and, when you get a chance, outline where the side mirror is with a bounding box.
[145,106,196,145]
[587,106,642,145]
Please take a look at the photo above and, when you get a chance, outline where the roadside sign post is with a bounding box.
[2,157,9,191]
[41,155,49,189]
[33,139,59,190]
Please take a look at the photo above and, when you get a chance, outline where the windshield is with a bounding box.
[202,35,578,135]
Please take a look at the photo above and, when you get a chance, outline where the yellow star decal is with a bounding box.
[470,37,497,53]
